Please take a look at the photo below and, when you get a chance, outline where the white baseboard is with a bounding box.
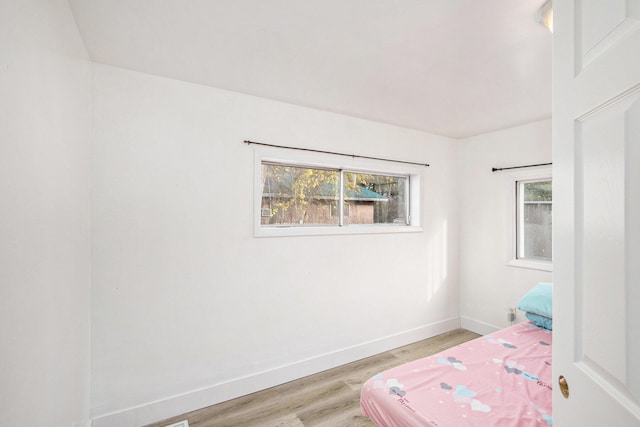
[91,317,461,427]
[460,316,501,336]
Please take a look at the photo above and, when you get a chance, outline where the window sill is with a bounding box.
[507,259,553,272]
[255,225,423,238]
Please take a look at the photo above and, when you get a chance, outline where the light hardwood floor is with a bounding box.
[145,329,481,427]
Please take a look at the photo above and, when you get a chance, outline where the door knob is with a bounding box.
[558,375,569,399]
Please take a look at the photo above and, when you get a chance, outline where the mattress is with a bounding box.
[360,322,553,427]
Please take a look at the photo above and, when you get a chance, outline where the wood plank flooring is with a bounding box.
[145,329,480,427]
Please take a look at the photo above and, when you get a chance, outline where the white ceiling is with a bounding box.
[68,0,552,139]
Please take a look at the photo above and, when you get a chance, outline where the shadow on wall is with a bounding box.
[426,219,448,302]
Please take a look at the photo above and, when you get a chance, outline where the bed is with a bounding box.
[360,284,553,427]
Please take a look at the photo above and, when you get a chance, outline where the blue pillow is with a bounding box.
[525,312,553,330]
[517,282,552,318]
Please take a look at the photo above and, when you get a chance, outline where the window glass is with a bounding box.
[261,163,339,226]
[343,172,407,225]
[260,163,410,228]
[517,180,552,261]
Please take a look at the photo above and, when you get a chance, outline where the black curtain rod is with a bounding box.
[244,140,430,167]
[492,162,552,172]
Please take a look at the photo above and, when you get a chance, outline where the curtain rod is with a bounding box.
[491,162,552,172]
[244,140,430,167]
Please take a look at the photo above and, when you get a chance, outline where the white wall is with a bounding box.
[0,1,91,426]
[459,120,553,334]
[90,64,461,426]
[0,6,547,421]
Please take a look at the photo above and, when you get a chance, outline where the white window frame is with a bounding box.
[506,166,553,271]
[253,146,424,237]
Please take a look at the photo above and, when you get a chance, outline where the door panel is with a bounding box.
[628,98,640,401]
[577,98,629,387]
[580,0,640,67]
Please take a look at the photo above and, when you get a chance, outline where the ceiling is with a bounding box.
[68,0,552,139]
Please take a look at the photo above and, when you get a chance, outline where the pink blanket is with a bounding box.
[361,322,552,426]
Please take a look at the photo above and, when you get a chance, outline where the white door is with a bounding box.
[553,0,640,425]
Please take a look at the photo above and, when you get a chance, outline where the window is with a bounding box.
[507,167,552,271]
[517,179,552,261]
[254,147,422,237]
[261,163,409,226]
